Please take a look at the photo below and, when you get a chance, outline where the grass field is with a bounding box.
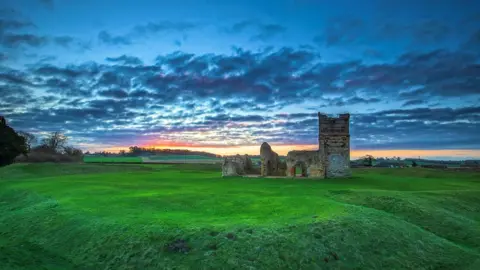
[0,163,479,269]
[147,155,220,160]
[83,155,285,165]
[83,156,143,163]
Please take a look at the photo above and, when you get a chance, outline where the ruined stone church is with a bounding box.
[284,113,351,178]
[222,112,351,178]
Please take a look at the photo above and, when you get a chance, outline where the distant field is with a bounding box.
[0,163,479,269]
[83,155,222,164]
[147,155,220,160]
[83,156,143,163]
[83,155,285,165]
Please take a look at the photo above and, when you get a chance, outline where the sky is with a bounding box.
[1,0,479,159]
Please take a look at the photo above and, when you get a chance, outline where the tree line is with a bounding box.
[87,146,221,158]
[0,116,83,167]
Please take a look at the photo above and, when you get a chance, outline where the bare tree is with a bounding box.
[17,131,36,151]
[41,132,68,153]
[63,146,83,157]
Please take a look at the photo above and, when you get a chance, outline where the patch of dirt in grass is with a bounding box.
[226,232,236,240]
[207,243,218,250]
[330,251,339,260]
[165,239,190,254]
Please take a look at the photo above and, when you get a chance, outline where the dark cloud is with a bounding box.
[402,99,425,107]
[326,97,381,107]
[98,31,132,46]
[34,64,86,78]
[105,55,143,65]
[0,21,89,50]
[0,11,89,51]
[275,113,317,119]
[225,20,286,41]
[36,55,57,63]
[349,107,480,150]
[3,47,479,108]
[97,89,129,99]
[0,19,34,32]
[343,50,480,98]
[132,21,197,36]
[0,69,34,86]
[95,21,198,47]
[2,46,479,150]
[250,24,286,41]
[269,106,480,149]
[96,71,130,88]
[1,33,47,47]
[227,20,256,33]
[53,36,74,47]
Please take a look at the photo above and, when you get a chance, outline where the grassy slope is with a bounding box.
[0,164,479,269]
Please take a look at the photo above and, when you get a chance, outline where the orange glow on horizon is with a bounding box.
[96,143,480,159]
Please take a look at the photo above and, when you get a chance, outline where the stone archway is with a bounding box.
[286,150,319,177]
[292,161,307,177]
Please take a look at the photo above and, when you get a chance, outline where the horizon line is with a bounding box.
[81,144,480,160]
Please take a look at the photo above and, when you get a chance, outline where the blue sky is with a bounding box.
[1,0,480,158]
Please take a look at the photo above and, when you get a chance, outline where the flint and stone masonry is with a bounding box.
[223,112,351,178]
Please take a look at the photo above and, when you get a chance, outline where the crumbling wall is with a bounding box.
[285,150,323,177]
[222,154,254,177]
[260,142,286,176]
[318,113,351,178]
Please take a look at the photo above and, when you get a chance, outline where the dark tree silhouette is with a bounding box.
[362,155,375,167]
[0,116,28,167]
[17,131,36,151]
[412,161,418,167]
[63,146,83,157]
[41,132,68,152]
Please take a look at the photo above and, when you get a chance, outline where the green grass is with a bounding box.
[83,156,143,163]
[147,155,221,160]
[0,163,479,269]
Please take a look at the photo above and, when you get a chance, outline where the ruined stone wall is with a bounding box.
[222,154,254,177]
[285,150,324,177]
[260,142,286,176]
[318,113,351,178]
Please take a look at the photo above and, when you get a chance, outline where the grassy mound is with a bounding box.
[0,164,479,269]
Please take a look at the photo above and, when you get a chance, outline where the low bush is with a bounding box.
[15,145,83,163]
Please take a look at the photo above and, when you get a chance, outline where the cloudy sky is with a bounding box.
[1,0,479,159]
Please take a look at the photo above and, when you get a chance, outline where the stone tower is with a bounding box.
[318,113,351,178]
